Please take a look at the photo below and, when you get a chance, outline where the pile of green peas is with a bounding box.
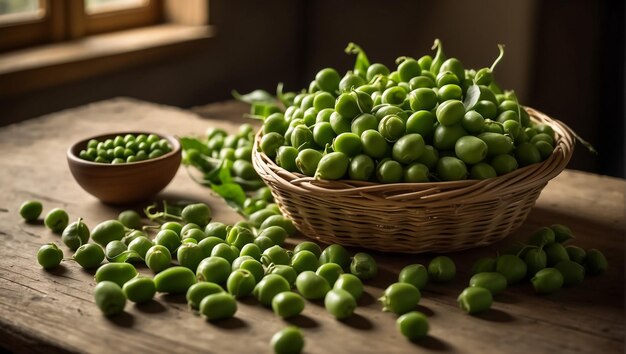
[260,40,555,183]
[78,133,172,164]
[459,223,608,314]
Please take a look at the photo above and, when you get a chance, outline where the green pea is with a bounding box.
[399,264,428,290]
[551,224,574,243]
[524,248,547,275]
[240,243,263,261]
[409,88,437,111]
[527,227,556,247]
[379,282,421,315]
[262,245,291,266]
[351,113,378,137]
[319,244,351,270]
[105,240,128,260]
[295,271,330,300]
[181,203,211,228]
[349,252,377,280]
[324,289,356,320]
[161,221,183,236]
[347,154,374,181]
[91,220,125,246]
[271,326,304,354]
[555,260,585,287]
[496,255,527,284]
[272,291,305,319]
[275,146,298,172]
[416,145,439,170]
[361,129,388,159]
[382,86,408,105]
[406,110,435,139]
[436,156,467,181]
[196,256,230,284]
[367,63,390,81]
[436,100,464,126]
[291,250,319,274]
[375,105,407,121]
[333,273,363,300]
[455,136,488,165]
[530,133,555,146]
[437,84,462,102]
[73,243,104,269]
[378,115,405,142]
[37,243,63,269]
[478,132,514,156]
[122,277,156,303]
[177,243,204,272]
[145,245,172,273]
[200,292,237,320]
[259,215,296,236]
[95,263,138,287]
[535,140,554,160]
[458,287,492,314]
[154,266,197,294]
[398,58,421,82]
[44,208,69,233]
[254,236,275,251]
[226,269,256,298]
[294,241,322,258]
[469,272,507,295]
[391,134,425,165]
[267,264,298,287]
[403,162,429,182]
[186,282,224,309]
[433,124,467,150]
[316,68,340,92]
[544,243,570,266]
[181,228,206,243]
[117,210,141,230]
[197,236,226,258]
[376,159,403,183]
[469,163,497,180]
[427,256,456,283]
[260,132,285,159]
[531,268,563,294]
[94,281,126,316]
[295,148,323,176]
[61,218,90,251]
[253,274,291,306]
[409,75,435,90]
[316,152,350,180]
[316,263,344,287]
[239,259,265,283]
[329,111,351,135]
[264,113,289,135]
[491,154,518,175]
[565,245,586,264]
[225,226,254,249]
[335,92,360,120]
[333,133,362,157]
[585,249,608,275]
[291,125,315,151]
[397,311,429,341]
[154,229,181,255]
[211,243,239,264]
[19,200,42,221]
[312,120,336,148]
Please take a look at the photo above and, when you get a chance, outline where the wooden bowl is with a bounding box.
[67,132,181,205]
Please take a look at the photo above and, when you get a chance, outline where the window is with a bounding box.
[0,0,162,52]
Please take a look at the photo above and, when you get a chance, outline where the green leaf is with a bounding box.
[231,89,275,104]
[345,42,370,76]
[249,102,282,119]
[219,159,234,184]
[276,82,296,108]
[463,84,480,111]
[179,137,211,156]
[210,182,247,207]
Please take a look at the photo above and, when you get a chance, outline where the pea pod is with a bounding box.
[253,274,291,306]
[122,277,156,303]
[429,38,447,74]
[91,220,126,246]
[186,282,224,309]
[469,272,507,295]
[61,218,90,251]
[73,243,105,269]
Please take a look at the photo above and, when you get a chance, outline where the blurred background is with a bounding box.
[0,0,623,177]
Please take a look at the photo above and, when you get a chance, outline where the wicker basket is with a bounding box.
[252,107,575,253]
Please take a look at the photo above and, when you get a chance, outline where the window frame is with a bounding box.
[0,0,163,51]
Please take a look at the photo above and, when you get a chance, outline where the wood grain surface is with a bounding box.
[0,98,623,354]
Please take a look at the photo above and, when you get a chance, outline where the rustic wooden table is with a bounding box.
[0,98,623,354]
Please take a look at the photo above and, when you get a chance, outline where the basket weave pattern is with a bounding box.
[252,108,575,253]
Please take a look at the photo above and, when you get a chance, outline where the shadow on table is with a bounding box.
[106,312,135,328]
[415,335,452,351]
[135,300,167,314]
[473,308,515,323]
[339,313,373,330]
[285,314,319,328]
[209,317,247,330]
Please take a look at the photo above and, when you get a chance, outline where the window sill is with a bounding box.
[0,23,215,97]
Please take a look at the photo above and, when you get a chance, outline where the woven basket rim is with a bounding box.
[252,107,575,205]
